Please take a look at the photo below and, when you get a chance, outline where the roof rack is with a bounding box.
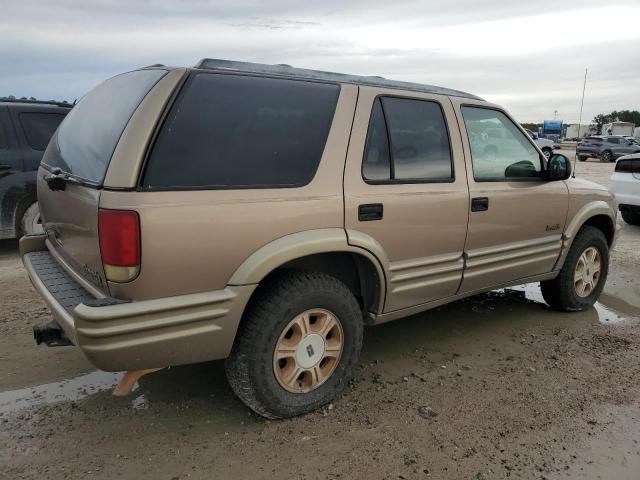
[194,58,482,100]
[0,97,73,108]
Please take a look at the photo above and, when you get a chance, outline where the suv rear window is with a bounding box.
[42,69,167,183]
[143,73,340,189]
[19,113,66,151]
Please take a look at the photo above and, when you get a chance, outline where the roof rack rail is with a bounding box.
[193,58,482,100]
[0,97,73,108]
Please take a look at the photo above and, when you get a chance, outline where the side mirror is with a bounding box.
[546,153,572,180]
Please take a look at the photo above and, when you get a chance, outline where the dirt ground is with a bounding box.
[1,151,639,480]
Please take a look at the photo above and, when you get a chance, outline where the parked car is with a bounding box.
[577,135,640,162]
[524,128,555,158]
[610,153,640,225]
[0,99,71,239]
[22,60,617,419]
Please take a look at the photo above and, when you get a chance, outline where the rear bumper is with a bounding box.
[21,234,254,371]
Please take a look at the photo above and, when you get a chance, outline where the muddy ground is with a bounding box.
[1,152,639,480]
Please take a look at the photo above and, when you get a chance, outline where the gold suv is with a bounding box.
[22,59,617,418]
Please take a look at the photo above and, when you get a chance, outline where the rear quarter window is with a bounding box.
[42,69,167,183]
[143,73,340,189]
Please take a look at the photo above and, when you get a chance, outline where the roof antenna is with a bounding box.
[573,68,588,178]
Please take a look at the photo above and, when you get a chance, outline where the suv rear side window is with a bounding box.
[363,97,453,182]
[19,113,65,151]
[143,73,340,189]
[42,69,167,183]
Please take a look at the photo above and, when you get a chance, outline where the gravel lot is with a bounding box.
[1,151,639,480]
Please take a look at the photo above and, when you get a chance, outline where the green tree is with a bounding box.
[592,110,640,132]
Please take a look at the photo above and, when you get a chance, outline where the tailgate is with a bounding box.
[37,170,107,292]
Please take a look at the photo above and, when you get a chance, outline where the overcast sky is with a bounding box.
[2,0,639,123]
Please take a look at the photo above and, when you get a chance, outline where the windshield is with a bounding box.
[42,69,167,183]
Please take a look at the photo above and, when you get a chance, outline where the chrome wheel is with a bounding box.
[273,308,343,393]
[543,149,552,159]
[574,246,601,298]
[601,151,612,162]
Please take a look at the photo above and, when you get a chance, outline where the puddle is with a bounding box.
[0,362,247,419]
[0,370,121,415]
[503,283,639,325]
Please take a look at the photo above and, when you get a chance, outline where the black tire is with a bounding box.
[542,148,552,159]
[225,271,363,419]
[540,226,609,312]
[621,209,640,226]
[578,155,588,162]
[600,150,613,162]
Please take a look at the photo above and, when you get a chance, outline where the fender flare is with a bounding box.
[227,228,387,313]
[555,201,616,269]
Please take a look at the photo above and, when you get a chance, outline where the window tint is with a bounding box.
[19,113,65,151]
[0,123,7,150]
[43,69,167,183]
[144,73,340,188]
[363,99,391,180]
[461,107,542,181]
[362,97,453,182]
[606,137,619,144]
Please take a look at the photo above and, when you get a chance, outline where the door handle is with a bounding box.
[358,203,383,221]
[471,197,489,212]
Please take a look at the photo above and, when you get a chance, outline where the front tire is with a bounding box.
[600,150,613,162]
[225,271,363,419]
[540,226,609,311]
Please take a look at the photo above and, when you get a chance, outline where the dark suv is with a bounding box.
[0,99,71,239]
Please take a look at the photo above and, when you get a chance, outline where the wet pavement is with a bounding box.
[1,158,640,479]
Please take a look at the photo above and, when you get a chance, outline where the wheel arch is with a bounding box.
[228,229,387,316]
[556,202,616,270]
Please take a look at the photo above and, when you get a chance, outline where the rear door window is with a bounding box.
[19,113,66,151]
[42,69,167,183]
[362,96,453,182]
[143,73,340,189]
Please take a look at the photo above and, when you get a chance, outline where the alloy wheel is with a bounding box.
[273,308,343,393]
[574,246,601,298]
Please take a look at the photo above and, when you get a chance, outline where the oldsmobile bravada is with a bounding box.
[22,59,617,418]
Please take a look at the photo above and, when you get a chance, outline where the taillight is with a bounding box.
[592,142,602,147]
[98,208,140,283]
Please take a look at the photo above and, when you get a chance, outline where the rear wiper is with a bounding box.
[43,168,97,191]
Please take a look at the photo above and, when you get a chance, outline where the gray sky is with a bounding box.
[2,0,639,123]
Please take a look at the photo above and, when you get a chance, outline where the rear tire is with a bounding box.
[20,202,43,236]
[621,209,640,226]
[542,148,552,159]
[540,226,608,311]
[578,155,588,162]
[225,271,363,419]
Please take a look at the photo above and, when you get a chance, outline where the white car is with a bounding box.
[610,153,640,225]
[524,128,555,158]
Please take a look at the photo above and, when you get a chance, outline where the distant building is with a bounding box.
[565,124,595,139]
[601,121,635,136]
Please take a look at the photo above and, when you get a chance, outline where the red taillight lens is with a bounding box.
[98,209,140,267]
[593,142,603,147]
